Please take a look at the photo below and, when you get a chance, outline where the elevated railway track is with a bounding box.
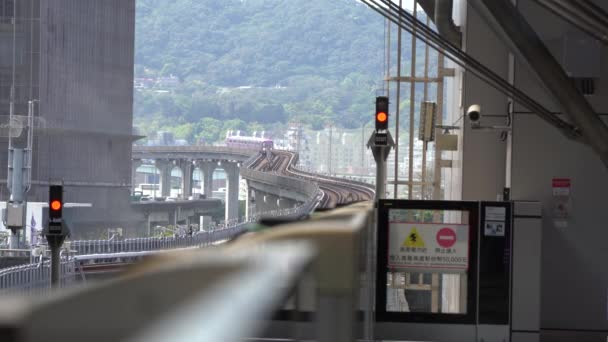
[250,150,375,209]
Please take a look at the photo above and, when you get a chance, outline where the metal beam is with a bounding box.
[469,0,608,168]
[534,0,608,44]
[416,0,462,47]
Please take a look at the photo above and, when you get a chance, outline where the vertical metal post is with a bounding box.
[10,148,24,203]
[385,17,391,95]
[45,233,65,288]
[407,2,418,200]
[50,243,60,286]
[433,52,446,201]
[421,15,431,199]
[376,152,387,200]
[369,132,394,200]
[393,0,402,198]
[328,125,333,175]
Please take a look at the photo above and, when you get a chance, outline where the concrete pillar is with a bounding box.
[179,160,194,199]
[224,162,240,223]
[146,214,152,237]
[257,192,272,214]
[198,161,216,198]
[132,159,143,193]
[245,181,254,221]
[260,193,279,214]
[277,197,292,210]
[155,160,172,198]
[199,215,211,231]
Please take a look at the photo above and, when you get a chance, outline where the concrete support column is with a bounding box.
[224,162,240,223]
[199,161,216,198]
[260,193,278,214]
[245,181,255,221]
[146,213,152,237]
[132,159,143,193]
[200,215,211,231]
[155,160,173,198]
[253,191,265,215]
[277,197,292,210]
[179,160,194,199]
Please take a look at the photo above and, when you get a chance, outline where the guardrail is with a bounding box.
[0,242,316,342]
[0,249,32,258]
[0,257,75,296]
[68,225,246,256]
[227,202,375,342]
[0,151,323,295]
[0,202,373,342]
[0,225,247,294]
[132,145,258,159]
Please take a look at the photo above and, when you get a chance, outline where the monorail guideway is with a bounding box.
[374,200,541,342]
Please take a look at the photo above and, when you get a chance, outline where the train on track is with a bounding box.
[225,136,274,151]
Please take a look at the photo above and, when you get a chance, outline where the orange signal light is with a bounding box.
[376,112,388,122]
[50,200,62,211]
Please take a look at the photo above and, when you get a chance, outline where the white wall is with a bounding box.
[461,1,510,201]
[461,0,608,335]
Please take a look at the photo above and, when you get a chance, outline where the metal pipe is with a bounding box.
[434,0,462,47]
[469,0,608,168]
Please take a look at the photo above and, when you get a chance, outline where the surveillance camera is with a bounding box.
[467,104,481,125]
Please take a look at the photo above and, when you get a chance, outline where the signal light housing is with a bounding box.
[375,96,389,131]
[49,185,63,221]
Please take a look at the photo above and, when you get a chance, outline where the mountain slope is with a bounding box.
[135,0,385,86]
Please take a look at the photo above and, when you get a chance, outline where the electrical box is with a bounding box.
[5,202,25,228]
[561,31,601,78]
[436,133,458,151]
[419,101,437,142]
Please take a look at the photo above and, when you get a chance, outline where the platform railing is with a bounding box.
[68,224,246,256]
[0,242,316,342]
[0,202,373,342]
[0,257,75,296]
[225,201,375,342]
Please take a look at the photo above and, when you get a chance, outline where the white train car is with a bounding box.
[225,136,274,150]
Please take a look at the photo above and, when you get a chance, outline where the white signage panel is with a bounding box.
[388,222,469,271]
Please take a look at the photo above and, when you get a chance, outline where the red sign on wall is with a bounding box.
[552,178,571,196]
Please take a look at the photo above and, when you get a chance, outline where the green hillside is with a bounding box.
[134,0,428,143]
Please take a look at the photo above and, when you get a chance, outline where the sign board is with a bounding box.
[388,222,469,272]
[484,221,505,237]
[485,207,506,222]
[374,132,388,146]
[552,178,571,225]
[484,206,507,237]
[552,178,571,196]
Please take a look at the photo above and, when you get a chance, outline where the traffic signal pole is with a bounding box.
[368,96,394,199]
[368,131,394,199]
[44,185,68,288]
[47,234,65,286]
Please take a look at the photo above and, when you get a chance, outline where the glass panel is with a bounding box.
[385,208,469,314]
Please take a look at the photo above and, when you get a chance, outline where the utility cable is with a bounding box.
[360,0,582,140]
